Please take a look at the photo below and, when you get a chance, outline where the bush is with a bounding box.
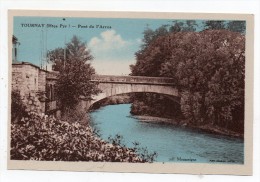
[61,108,89,124]
[132,141,158,163]
[11,112,150,162]
[11,90,27,122]
[108,135,158,163]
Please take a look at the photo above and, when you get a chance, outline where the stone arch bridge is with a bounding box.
[79,75,180,110]
[11,62,179,114]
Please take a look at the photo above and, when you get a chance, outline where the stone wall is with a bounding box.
[12,62,56,114]
[12,63,39,94]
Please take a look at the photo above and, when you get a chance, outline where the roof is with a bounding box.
[12,62,48,72]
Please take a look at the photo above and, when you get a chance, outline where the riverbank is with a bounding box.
[131,115,243,139]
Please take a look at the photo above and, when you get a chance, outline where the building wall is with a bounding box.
[12,62,57,114]
[38,70,47,93]
[12,64,40,94]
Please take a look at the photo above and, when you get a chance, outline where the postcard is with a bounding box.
[8,10,254,175]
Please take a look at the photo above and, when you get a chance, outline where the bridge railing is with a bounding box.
[91,75,176,85]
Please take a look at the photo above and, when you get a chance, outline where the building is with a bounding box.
[12,62,58,114]
[12,35,20,63]
[11,35,58,115]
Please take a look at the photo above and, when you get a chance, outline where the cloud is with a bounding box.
[92,59,135,75]
[88,30,140,75]
[89,30,129,51]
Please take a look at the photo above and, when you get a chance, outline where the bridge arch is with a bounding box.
[91,83,179,106]
[78,75,179,111]
[88,91,180,111]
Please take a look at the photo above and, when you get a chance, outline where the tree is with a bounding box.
[130,21,198,121]
[183,20,198,32]
[131,20,199,76]
[227,21,246,34]
[169,21,184,33]
[131,29,245,132]
[48,36,100,111]
[48,47,65,71]
[204,20,226,30]
[164,30,244,128]
[131,37,167,76]
[138,25,169,51]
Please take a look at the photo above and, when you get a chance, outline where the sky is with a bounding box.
[13,16,201,75]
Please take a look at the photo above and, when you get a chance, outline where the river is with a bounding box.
[89,104,244,164]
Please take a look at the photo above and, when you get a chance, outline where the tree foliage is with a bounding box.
[169,20,198,32]
[131,28,245,133]
[227,21,246,34]
[204,20,226,30]
[48,36,100,110]
[204,20,246,34]
[130,93,181,119]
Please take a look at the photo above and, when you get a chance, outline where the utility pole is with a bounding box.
[62,18,67,69]
[64,36,66,69]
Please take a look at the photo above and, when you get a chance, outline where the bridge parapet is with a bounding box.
[91,75,176,86]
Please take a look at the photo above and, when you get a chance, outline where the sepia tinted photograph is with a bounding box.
[8,10,253,175]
